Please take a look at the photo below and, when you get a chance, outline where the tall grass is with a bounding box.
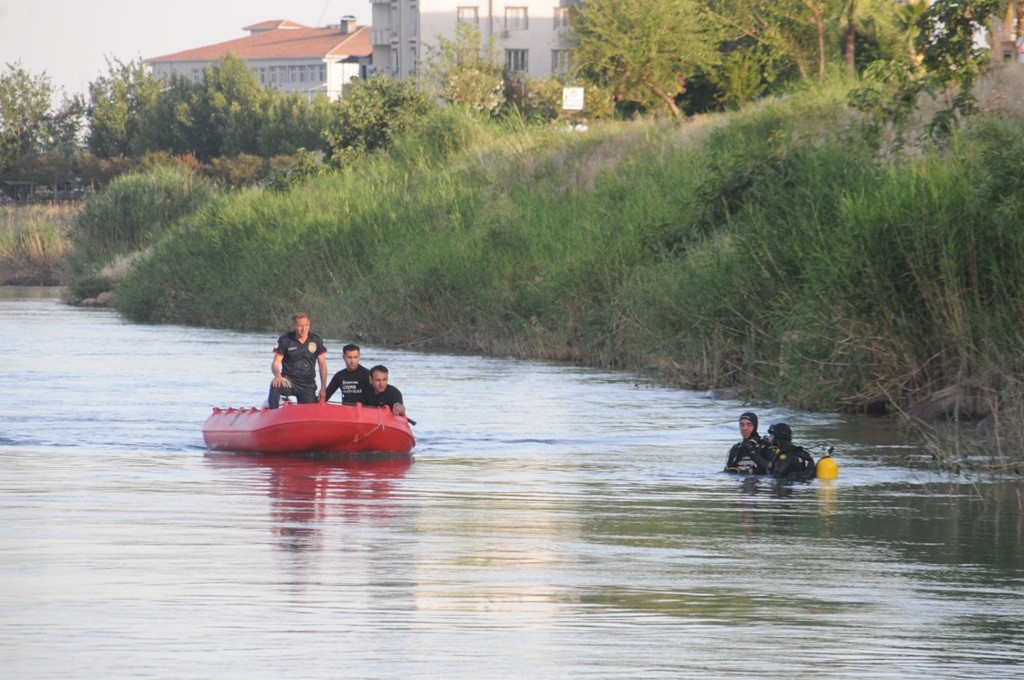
[63,165,215,299]
[0,203,79,285]
[98,92,1024,466]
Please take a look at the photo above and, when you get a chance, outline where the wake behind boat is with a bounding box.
[202,401,415,455]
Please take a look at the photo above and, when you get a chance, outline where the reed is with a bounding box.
[97,88,1024,466]
[63,165,215,300]
[0,203,78,285]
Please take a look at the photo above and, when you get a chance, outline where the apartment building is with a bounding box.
[370,0,581,81]
[146,17,372,101]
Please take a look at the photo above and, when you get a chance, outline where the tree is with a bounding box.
[134,74,209,159]
[323,75,434,166]
[423,22,505,113]
[705,0,845,81]
[202,54,269,157]
[840,0,903,74]
[258,91,333,157]
[39,94,87,191]
[87,58,161,158]
[572,0,721,118]
[850,0,1005,141]
[895,0,930,65]
[0,62,53,175]
[917,0,1004,126]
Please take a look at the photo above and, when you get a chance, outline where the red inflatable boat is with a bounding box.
[202,402,415,455]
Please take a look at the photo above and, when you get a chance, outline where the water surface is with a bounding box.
[1,289,1021,678]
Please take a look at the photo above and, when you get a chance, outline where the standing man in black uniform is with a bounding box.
[325,343,372,405]
[267,312,328,409]
[362,365,406,416]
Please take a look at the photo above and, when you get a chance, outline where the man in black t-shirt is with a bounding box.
[267,312,328,409]
[325,343,371,405]
[362,364,406,416]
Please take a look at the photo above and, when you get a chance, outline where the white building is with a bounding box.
[370,0,581,81]
[146,17,372,101]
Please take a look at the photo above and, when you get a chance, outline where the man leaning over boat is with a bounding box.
[363,365,406,416]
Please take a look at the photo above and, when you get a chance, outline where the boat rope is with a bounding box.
[352,408,386,443]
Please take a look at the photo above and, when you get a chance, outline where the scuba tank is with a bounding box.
[815,447,838,480]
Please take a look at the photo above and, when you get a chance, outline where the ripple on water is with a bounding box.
[1,291,1022,679]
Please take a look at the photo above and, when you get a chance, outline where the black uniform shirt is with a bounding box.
[274,331,327,387]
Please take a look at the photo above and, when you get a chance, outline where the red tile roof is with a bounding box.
[148,22,371,62]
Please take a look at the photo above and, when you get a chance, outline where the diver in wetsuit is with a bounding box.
[764,423,816,480]
[725,412,771,474]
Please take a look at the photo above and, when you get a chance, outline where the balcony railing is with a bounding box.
[371,28,393,46]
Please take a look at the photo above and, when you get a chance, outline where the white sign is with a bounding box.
[562,87,585,111]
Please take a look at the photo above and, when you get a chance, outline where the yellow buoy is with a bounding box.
[816,452,839,480]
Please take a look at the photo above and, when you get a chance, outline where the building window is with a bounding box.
[505,49,528,73]
[505,7,528,31]
[551,49,570,76]
[554,7,570,30]
[457,7,479,25]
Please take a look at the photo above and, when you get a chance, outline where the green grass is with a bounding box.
[0,203,79,285]
[67,93,1024,468]
[62,165,215,300]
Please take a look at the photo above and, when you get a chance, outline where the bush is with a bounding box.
[63,164,214,296]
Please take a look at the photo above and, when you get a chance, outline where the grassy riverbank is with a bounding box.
[0,203,79,285]
[64,80,1024,469]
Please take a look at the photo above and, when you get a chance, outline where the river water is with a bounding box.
[1,288,1021,679]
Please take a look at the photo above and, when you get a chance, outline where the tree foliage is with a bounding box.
[87,54,333,163]
[323,75,435,166]
[851,0,1006,140]
[0,62,54,174]
[704,0,845,82]
[572,0,721,118]
[424,22,506,113]
[917,0,1004,123]
[87,58,161,158]
[258,92,333,157]
[203,54,270,158]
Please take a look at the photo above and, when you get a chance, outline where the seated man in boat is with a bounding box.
[324,343,371,405]
[725,411,771,474]
[763,423,817,480]
[267,312,328,409]
[362,364,406,416]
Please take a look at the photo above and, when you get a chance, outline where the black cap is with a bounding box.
[739,412,758,430]
[768,422,792,442]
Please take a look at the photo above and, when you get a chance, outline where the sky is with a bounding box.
[0,0,367,105]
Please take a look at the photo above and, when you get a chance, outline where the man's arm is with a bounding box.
[317,354,328,402]
[324,372,341,402]
[270,353,287,387]
[390,387,406,416]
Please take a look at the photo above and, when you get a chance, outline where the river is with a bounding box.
[1,287,1021,679]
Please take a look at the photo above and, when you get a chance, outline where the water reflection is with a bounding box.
[204,453,412,554]
[5,288,1024,678]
